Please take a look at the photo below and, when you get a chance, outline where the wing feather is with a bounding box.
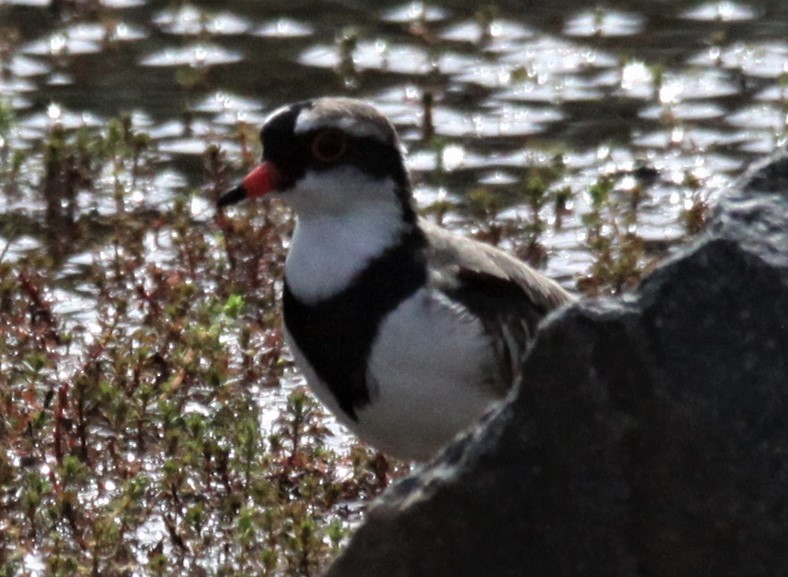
[422,220,574,393]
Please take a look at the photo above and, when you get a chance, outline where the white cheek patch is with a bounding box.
[285,166,395,214]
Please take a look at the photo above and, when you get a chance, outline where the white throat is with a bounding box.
[284,172,407,304]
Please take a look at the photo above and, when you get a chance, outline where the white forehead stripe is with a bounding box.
[294,99,395,144]
[264,103,292,125]
[295,114,387,141]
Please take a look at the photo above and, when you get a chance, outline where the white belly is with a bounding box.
[286,287,503,461]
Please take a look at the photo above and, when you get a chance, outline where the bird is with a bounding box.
[218,97,573,461]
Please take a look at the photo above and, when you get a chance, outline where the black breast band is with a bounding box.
[283,228,427,420]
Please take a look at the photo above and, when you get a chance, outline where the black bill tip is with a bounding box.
[217,185,247,208]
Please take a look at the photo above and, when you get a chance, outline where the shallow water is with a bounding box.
[2,0,785,252]
[0,1,785,573]
[2,0,786,433]
[1,0,785,387]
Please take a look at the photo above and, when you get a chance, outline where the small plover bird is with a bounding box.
[218,97,573,461]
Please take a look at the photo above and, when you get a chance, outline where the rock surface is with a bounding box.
[323,151,788,577]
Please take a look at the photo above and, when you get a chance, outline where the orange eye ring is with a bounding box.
[311,129,348,163]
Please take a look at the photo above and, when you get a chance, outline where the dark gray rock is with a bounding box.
[324,151,788,577]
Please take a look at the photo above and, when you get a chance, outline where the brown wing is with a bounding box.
[422,220,574,393]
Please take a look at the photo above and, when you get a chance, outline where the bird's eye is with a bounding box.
[311,129,347,163]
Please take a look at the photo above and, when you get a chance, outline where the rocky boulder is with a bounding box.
[324,151,788,577]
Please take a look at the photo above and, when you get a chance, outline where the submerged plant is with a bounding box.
[578,176,649,295]
[0,115,402,577]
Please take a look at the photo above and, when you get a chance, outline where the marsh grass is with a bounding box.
[0,108,705,576]
[0,118,405,577]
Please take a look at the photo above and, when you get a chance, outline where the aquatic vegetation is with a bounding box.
[0,0,783,573]
[0,118,399,576]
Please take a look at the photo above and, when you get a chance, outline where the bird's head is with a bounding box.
[218,97,416,223]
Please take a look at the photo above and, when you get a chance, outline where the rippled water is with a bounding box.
[0,1,785,572]
[0,3,783,388]
[1,0,785,358]
[3,2,785,240]
[1,0,786,399]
